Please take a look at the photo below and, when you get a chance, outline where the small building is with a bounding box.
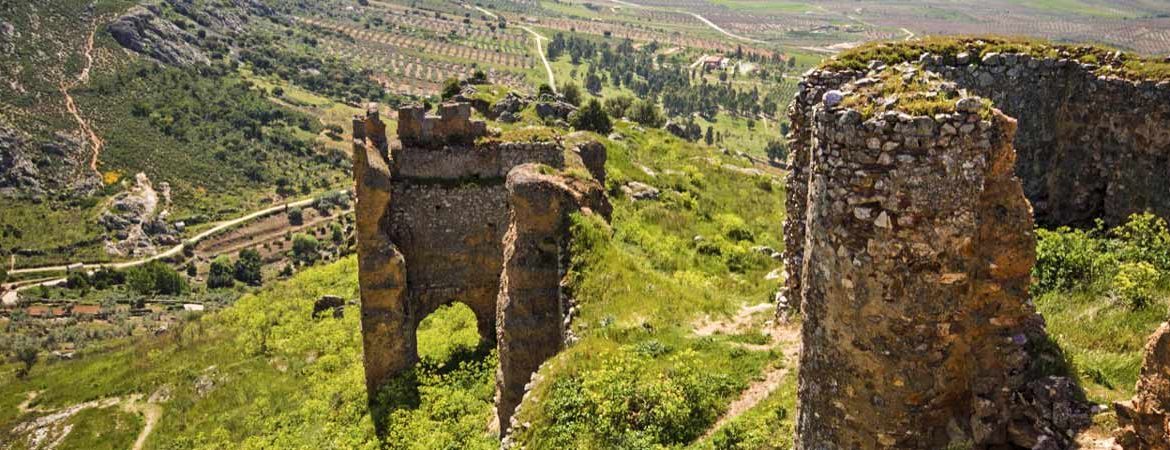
[700,55,730,70]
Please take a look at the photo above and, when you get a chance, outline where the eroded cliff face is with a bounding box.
[1115,322,1170,450]
[352,102,609,437]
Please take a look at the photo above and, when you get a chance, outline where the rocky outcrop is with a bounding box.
[353,102,609,437]
[1115,322,1170,450]
[109,5,210,66]
[0,126,99,198]
[100,173,180,257]
[535,101,576,122]
[788,72,1087,447]
[490,92,531,120]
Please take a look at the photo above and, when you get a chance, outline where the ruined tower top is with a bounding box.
[397,102,488,146]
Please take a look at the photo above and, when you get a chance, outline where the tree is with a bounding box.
[208,255,235,289]
[441,77,461,100]
[126,261,187,296]
[0,267,8,284]
[331,223,345,244]
[272,87,284,97]
[569,99,612,134]
[765,139,787,162]
[603,95,634,119]
[705,126,714,146]
[628,99,665,128]
[235,249,263,286]
[293,234,320,263]
[13,343,37,379]
[288,207,304,226]
[66,271,90,291]
[561,81,582,106]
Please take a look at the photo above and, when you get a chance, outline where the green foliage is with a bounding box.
[561,81,583,106]
[13,343,38,379]
[628,99,666,128]
[234,249,263,286]
[603,94,635,119]
[1112,262,1161,309]
[293,233,320,263]
[569,99,612,134]
[765,140,787,161]
[57,406,143,450]
[125,261,188,296]
[1033,213,1170,402]
[442,77,462,100]
[0,267,7,284]
[66,271,91,290]
[208,255,235,289]
[288,206,305,225]
[525,348,734,449]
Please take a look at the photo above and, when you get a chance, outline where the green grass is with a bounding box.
[57,405,144,450]
[511,121,790,447]
[1,254,499,449]
[708,0,813,13]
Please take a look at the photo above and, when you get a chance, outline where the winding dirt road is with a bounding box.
[61,25,103,177]
[520,25,557,93]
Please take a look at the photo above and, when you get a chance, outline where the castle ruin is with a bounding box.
[780,40,1170,448]
[352,102,608,435]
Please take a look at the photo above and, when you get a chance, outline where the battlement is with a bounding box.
[397,102,488,146]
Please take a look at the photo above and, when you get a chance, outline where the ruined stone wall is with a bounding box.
[784,53,1170,315]
[354,103,609,438]
[794,96,1058,448]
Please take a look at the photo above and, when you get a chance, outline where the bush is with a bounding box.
[628,99,665,128]
[66,271,90,290]
[1112,261,1162,309]
[569,99,612,134]
[603,95,635,119]
[126,261,188,296]
[288,207,304,226]
[0,267,7,284]
[234,249,263,286]
[13,343,37,379]
[561,81,582,106]
[1034,226,1113,294]
[441,77,462,100]
[208,255,235,289]
[293,234,320,263]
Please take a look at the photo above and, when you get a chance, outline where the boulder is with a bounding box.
[534,101,576,122]
[490,92,529,119]
[1115,321,1170,450]
[108,5,210,66]
[313,295,345,319]
[621,181,659,200]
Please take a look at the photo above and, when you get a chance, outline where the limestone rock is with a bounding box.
[1114,322,1170,450]
[621,181,659,200]
[534,101,576,121]
[109,5,210,66]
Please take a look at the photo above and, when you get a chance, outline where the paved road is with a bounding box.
[2,190,349,305]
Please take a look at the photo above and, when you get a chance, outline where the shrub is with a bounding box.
[0,267,7,284]
[441,77,462,100]
[569,99,612,134]
[13,343,37,379]
[1033,226,1112,294]
[66,271,90,290]
[603,95,635,119]
[234,249,263,286]
[293,234,320,263]
[208,255,235,289]
[1112,261,1162,309]
[126,261,187,296]
[628,99,665,128]
[288,207,304,226]
[561,81,582,106]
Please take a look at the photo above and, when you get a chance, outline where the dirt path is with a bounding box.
[12,390,164,450]
[520,25,557,93]
[682,11,767,44]
[61,24,103,177]
[901,27,916,41]
[693,303,801,438]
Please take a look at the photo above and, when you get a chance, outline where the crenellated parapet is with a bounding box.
[353,102,609,438]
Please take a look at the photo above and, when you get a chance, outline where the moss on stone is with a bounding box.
[822,36,1170,82]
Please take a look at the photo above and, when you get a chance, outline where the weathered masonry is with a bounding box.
[777,41,1170,448]
[352,103,609,435]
